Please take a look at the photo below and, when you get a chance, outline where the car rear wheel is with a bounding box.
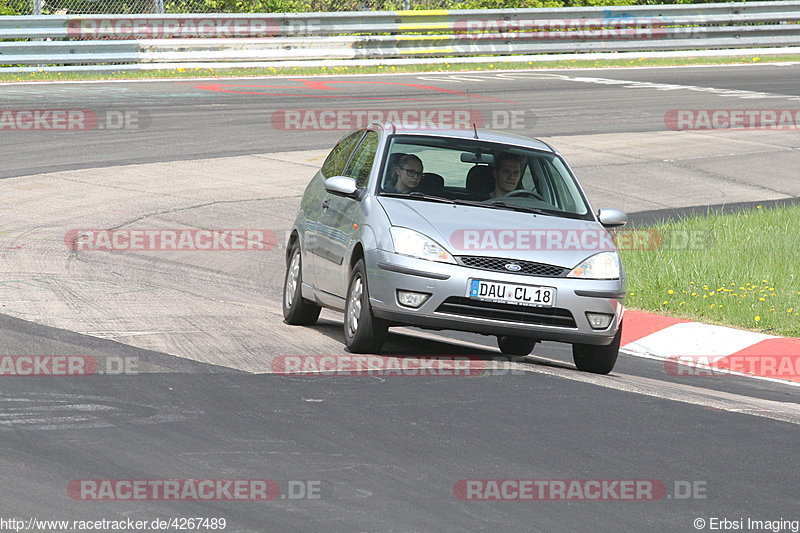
[496,336,537,357]
[572,324,621,374]
[344,259,388,353]
[283,245,321,325]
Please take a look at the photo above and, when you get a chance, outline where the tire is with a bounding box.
[283,244,321,326]
[572,324,622,375]
[497,336,536,357]
[344,259,388,353]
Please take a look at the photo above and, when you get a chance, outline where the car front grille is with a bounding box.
[435,297,577,328]
[456,256,567,277]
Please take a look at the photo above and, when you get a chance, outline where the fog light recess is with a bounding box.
[397,290,430,308]
[586,312,614,330]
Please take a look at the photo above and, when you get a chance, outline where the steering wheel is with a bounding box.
[503,189,544,201]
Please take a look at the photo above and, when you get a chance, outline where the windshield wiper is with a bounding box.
[489,202,591,220]
[485,201,553,216]
[448,198,552,216]
[381,192,454,204]
[451,199,494,208]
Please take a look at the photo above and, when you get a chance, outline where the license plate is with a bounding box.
[467,279,555,307]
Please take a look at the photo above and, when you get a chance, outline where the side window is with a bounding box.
[320,130,365,178]
[344,131,379,188]
[540,158,575,212]
[520,158,535,190]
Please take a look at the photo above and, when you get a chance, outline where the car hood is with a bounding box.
[377,197,614,269]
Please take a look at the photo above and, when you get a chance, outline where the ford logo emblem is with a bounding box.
[504,263,522,272]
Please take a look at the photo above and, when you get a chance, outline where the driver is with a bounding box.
[488,153,523,199]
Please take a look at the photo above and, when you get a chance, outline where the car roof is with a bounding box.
[377,121,555,153]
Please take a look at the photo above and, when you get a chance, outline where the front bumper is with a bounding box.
[366,249,624,346]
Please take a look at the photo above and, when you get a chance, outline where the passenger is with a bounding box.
[489,153,523,199]
[384,154,423,193]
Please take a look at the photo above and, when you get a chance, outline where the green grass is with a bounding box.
[0,53,795,83]
[620,204,800,338]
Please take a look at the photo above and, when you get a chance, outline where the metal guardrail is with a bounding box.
[2,1,800,68]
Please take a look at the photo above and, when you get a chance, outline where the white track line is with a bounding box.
[1,57,799,86]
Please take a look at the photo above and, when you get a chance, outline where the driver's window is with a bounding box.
[520,159,534,190]
[528,157,553,205]
[544,158,577,212]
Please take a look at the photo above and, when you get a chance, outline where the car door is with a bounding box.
[314,130,379,298]
[304,129,365,286]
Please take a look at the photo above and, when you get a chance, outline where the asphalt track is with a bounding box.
[3,63,800,178]
[1,64,798,533]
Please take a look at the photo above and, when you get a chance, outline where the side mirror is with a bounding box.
[324,176,360,199]
[598,208,628,228]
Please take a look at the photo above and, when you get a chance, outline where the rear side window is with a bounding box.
[344,131,379,188]
[320,130,365,178]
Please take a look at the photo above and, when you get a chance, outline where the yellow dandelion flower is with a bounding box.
[755,316,761,321]
[667,290,674,294]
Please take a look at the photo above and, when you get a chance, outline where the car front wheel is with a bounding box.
[344,259,388,353]
[283,244,321,325]
[572,324,622,374]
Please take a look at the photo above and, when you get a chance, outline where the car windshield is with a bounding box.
[379,135,592,220]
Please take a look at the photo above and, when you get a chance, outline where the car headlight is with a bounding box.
[390,227,456,264]
[567,252,621,280]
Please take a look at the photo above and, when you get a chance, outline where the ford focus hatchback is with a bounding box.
[283,122,628,374]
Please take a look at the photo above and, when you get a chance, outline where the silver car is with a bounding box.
[283,122,628,374]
